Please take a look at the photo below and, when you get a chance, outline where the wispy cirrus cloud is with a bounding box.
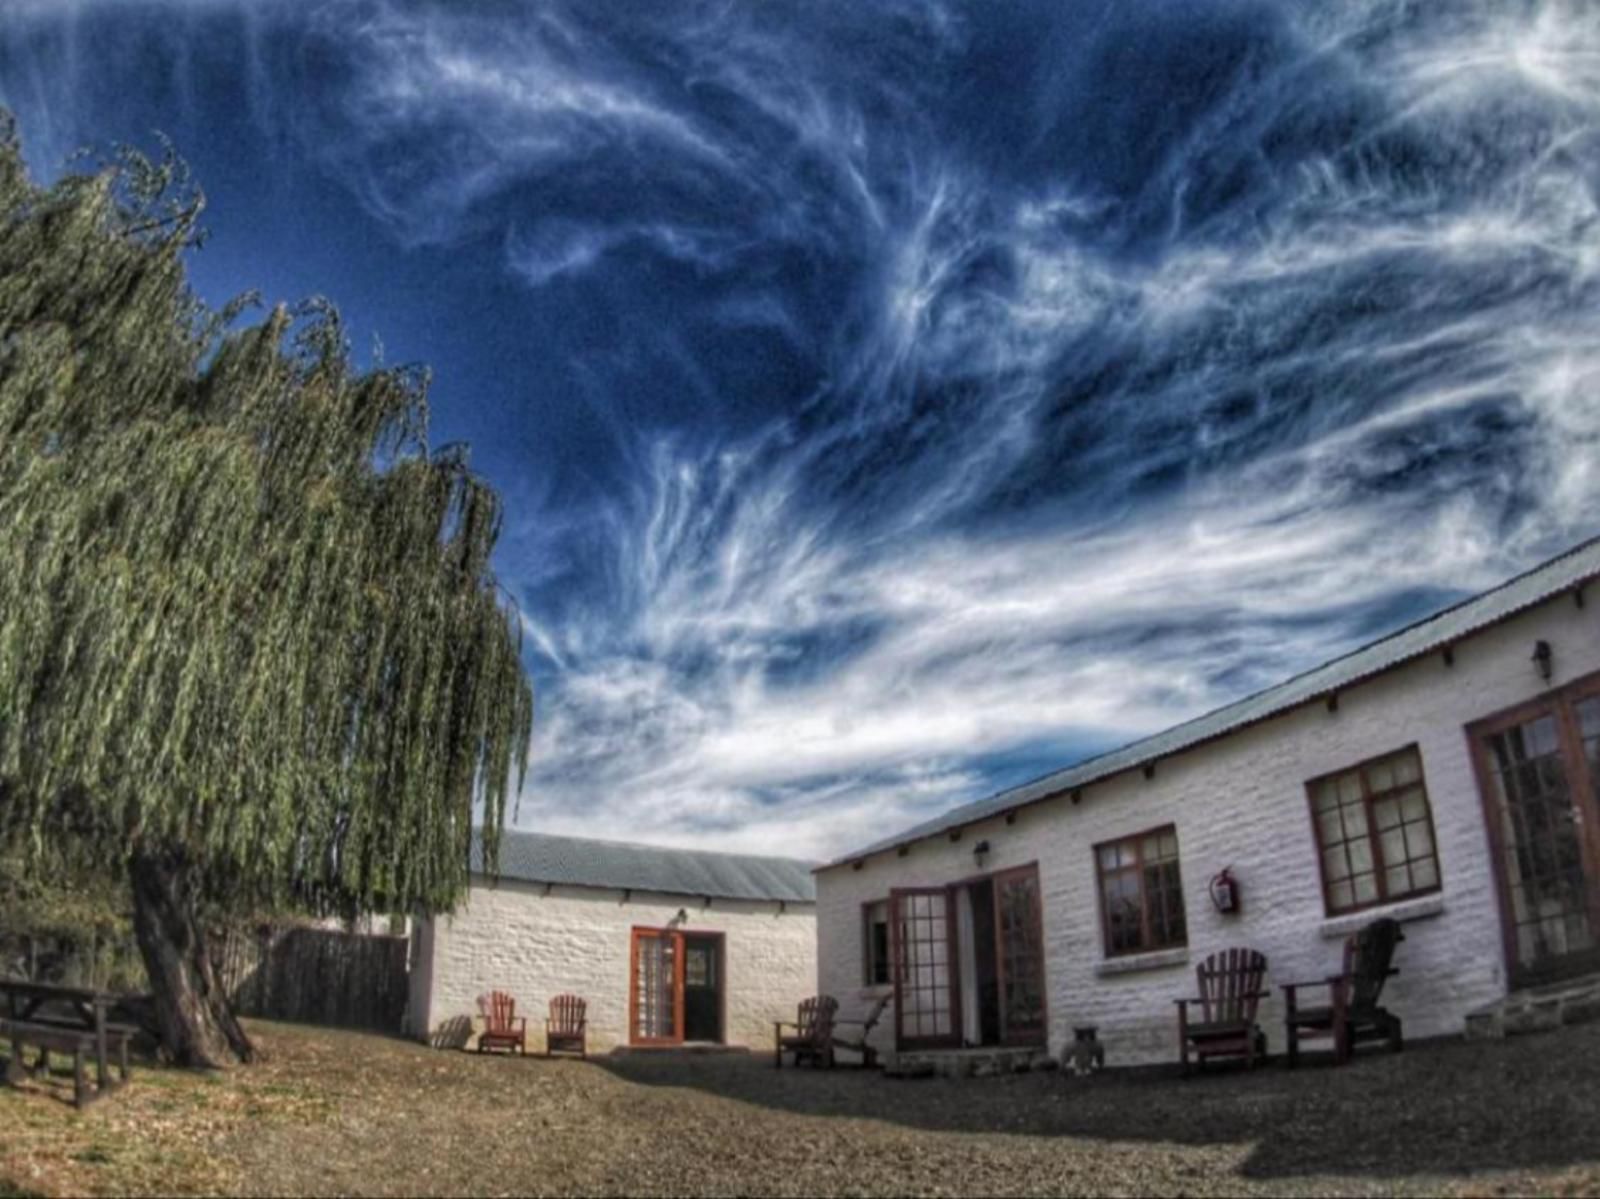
[5,0,1600,861]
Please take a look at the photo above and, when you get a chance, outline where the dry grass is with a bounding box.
[3,1019,1600,1197]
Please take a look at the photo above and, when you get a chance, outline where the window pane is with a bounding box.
[1330,880,1354,911]
[1098,846,1119,871]
[1411,857,1439,890]
[1404,820,1434,859]
[1317,807,1344,845]
[1350,838,1374,873]
[1385,864,1410,896]
[1143,834,1161,861]
[1353,873,1379,905]
[1343,802,1369,837]
[1338,774,1363,804]
[1369,760,1395,793]
[1380,826,1406,866]
[1373,797,1402,831]
[1324,847,1351,882]
[1394,750,1421,785]
[1399,787,1427,823]
[1314,781,1340,811]
[1160,831,1178,859]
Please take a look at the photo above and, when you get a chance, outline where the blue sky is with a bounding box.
[4,0,1599,860]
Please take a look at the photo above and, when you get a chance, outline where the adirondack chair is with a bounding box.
[1282,917,1405,1067]
[546,994,588,1059]
[476,991,527,1054]
[1175,947,1269,1074]
[774,995,838,1069]
[829,993,892,1069]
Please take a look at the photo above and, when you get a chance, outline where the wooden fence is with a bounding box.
[213,925,409,1034]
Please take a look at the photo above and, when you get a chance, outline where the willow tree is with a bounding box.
[0,116,533,1066]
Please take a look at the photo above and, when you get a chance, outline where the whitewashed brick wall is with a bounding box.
[412,880,817,1053]
[818,590,1600,1067]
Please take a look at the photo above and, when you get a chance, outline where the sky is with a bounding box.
[3,0,1600,862]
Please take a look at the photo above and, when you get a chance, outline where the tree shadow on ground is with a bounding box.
[597,1023,1600,1185]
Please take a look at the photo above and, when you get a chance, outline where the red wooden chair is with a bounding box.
[774,995,838,1069]
[1175,948,1269,1074]
[546,994,588,1059]
[1283,917,1405,1066]
[476,991,527,1055]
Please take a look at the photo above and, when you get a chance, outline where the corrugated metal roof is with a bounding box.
[473,828,817,904]
[828,533,1600,868]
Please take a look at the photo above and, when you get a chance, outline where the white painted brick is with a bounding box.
[413,880,817,1053]
[817,591,1600,1067]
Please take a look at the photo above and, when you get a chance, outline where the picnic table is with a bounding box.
[0,977,137,1106]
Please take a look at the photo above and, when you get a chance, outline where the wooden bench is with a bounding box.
[0,978,137,1103]
[1,1018,132,1108]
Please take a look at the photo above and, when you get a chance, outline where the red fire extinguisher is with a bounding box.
[1209,867,1240,914]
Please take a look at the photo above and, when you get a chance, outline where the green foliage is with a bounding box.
[0,114,532,919]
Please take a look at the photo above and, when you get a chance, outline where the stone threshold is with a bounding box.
[609,1042,752,1056]
[1464,972,1600,1040]
[885,1045,1056,1079]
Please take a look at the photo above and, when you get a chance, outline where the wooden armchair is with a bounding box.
[1283,917,1404,1067]
[1175,947,1269,1074]
[546,993,588,1059]
[830,994,892,1069]
[774,995,838,1069]
[476,991,527,1055]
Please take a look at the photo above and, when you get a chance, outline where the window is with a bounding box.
[1096,826,1187,956]
[862,900,891,986]
[1308,744,1441,915]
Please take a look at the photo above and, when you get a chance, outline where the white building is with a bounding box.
[815,536,1600,1067]
[410,830,817,1053]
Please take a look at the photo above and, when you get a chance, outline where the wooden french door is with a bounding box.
[1471,671,1600,988]
[993,865,1047,1045]
[890,888,960,1049]
[630,928,684,1045]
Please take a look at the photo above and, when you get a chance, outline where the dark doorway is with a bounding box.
[968,879,1001,1045]
[682,935,723,1043]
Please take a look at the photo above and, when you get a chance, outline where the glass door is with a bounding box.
[629,928,683,1045]
[993,865,1047,1045]
[1473,675,1600,987]
[890,888,960,1049]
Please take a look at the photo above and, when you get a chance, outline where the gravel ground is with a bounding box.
[4,1019,1600,1196]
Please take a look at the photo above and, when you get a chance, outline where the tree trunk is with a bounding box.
[129,849,254,1067]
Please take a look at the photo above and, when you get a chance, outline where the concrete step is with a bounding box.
[1464,973,1600,1040]
[885,1046,1057,1079]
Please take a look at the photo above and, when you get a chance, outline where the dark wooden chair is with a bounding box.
[1175,947,1269,1074]
[1283,917,1405,1067]
[774,995,838,1069]
[476,991,527,1055]
[830,994,892,1069]
[546,994,587,1059]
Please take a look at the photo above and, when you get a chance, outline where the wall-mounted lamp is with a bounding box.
[671,907,688,926]
[1532,639,1554,683]
[972,839,991,867]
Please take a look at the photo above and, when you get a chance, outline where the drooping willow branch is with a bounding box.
[0,114,532,920]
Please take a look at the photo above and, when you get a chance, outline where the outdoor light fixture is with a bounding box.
[672,907,688,925]
[972,839,990,866]
[1532,639,1554,683]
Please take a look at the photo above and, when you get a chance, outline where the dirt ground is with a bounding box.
[3,1019,1600,1197]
